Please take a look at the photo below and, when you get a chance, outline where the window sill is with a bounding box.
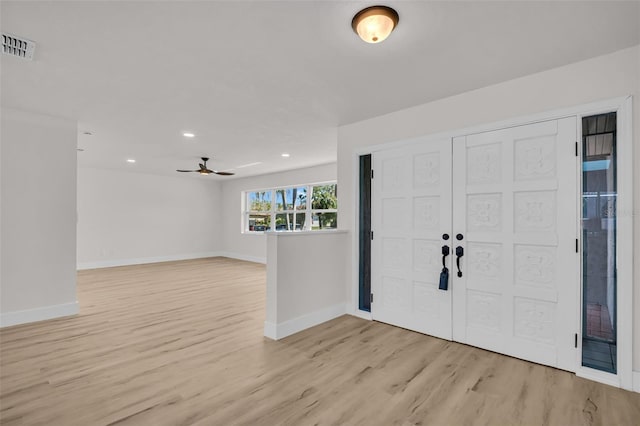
[264,229,347,236]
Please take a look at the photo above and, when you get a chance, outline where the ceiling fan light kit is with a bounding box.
[176,157,234,176]
[351,5,399,44]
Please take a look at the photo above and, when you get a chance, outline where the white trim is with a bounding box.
[77,252,223,270]
[574,115,584,377]
[264,229,347,237]
[633,371,640,393]
[263,303,346,340]
[614,96,634,391]
[1,302,78,328]
[576,367,621,389]
[350,151,363,317]
[219,252,266,264]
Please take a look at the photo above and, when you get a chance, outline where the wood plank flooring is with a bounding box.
[1,257,639,425]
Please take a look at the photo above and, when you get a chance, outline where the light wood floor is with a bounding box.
[1,257,639,425]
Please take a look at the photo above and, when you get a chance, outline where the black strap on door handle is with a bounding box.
[455,246,464,277]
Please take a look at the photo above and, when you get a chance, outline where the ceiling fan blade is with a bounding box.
[213,171,235,176]
[176,169,196,172]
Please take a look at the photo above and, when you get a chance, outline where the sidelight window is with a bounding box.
[581,112,617,374]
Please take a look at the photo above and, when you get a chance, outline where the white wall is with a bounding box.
[264,231,348,340]
[77,168,222,269]
[337,46,640,368]
[1,108,78,327]
[220,163,336,263]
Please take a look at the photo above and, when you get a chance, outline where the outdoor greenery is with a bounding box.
[249,191,271,212]
[311,185,337,229]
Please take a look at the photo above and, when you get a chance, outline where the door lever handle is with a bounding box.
[455,246,464,277]
[441,245,450,268]
[439,245,450,291]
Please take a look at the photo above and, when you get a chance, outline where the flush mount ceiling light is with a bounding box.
[126,159,136,163]
[351,5,399,44]
[183,132,195,138]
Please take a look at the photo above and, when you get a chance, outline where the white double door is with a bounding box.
[371,118,578,371]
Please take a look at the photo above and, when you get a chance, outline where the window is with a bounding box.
[581,112,618,374]
[244,183,337,232]
[310,184,337,230]
[246,191,272,232]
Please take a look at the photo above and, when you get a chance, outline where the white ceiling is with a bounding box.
[2,1,639,178]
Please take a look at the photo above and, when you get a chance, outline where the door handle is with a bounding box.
[441,245,450,268]
[439,245,450,291]
[455,246,464,277]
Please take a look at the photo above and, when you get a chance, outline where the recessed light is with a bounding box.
[127,159,136,163]
[281,153,290,158]
[183,132,195,138]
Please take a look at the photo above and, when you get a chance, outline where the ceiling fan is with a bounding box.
[176,157,234,176]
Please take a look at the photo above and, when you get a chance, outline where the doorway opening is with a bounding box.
[581,112,617,374]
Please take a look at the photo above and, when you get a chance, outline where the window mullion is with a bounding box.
[271,189,276,232]
[306,185,312,230]
[244,193,248,232]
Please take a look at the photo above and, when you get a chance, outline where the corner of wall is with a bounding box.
[263,321,277,340]
[264,303,346,340]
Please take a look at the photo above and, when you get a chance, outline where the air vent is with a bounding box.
[2,33,36,60]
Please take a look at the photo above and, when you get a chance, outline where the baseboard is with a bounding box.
[219,252,266,264]
[1,301,78,328]
[263,303,346,340]
[633,371,640,393]
[77,252,223,270]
